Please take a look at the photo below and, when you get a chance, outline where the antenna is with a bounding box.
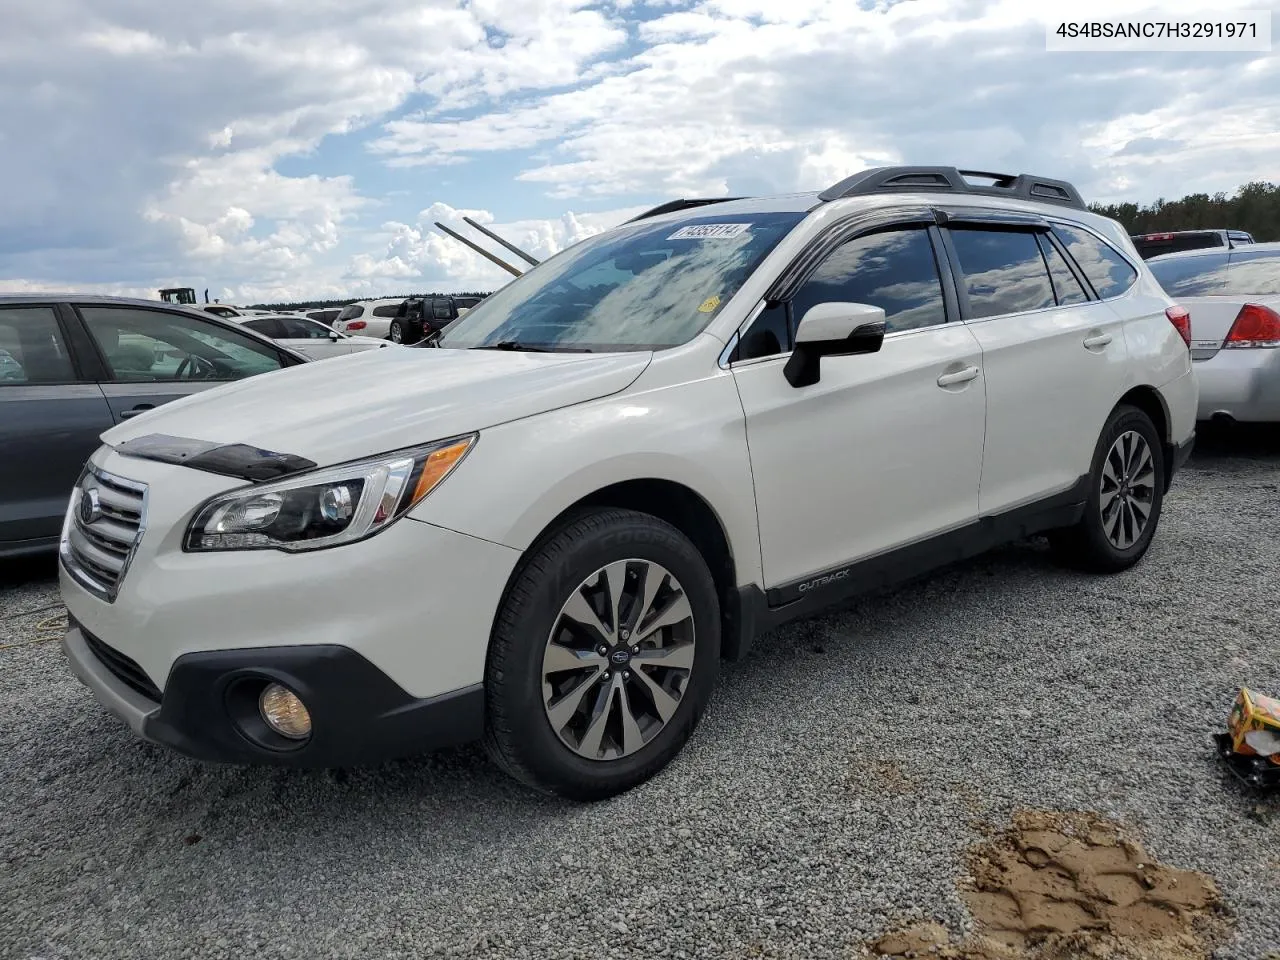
[461,216,540,266]
[433,222,524,278]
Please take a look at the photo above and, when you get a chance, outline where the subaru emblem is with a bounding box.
[79,487,102,526]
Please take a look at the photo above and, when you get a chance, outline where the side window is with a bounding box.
[277,317,329,339]
[791,227,948,335]
[1224,250,1280,297]
[1052,223,1138,299]
[1037,234,1089,305]
[949,229,1056,319]
[737,303,790,360]
[78,307,286,382]
[372,304,403,318]
[243,317,285,338]
[0,306,77,384]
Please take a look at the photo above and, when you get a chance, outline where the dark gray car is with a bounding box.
[0,295,310,559]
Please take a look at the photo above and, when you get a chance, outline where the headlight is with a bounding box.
[184,434,476,553]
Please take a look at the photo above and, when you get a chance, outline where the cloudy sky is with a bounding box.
[1,0,1276,304]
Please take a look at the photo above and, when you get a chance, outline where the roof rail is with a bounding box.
[817,166,1086,210]
[626,197,748,223]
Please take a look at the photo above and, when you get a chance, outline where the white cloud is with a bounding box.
[344,201,649,292]
[1,0,1277,304]
[374,0,1280,205]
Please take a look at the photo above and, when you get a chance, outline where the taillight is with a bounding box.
[1223,304,1280,348]
[346,321,367,331]
[1165,305,1191,347]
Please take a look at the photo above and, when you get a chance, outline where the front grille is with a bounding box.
[82,629,162,702]
[60,466,148,603]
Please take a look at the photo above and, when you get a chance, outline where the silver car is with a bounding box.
[1147,243,1280,423]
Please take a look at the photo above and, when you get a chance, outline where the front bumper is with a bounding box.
[64,622,483,766]
[1194,347,1280,422]
[58,448,522,766]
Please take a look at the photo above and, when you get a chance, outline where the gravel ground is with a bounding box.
[2,427,1278,960]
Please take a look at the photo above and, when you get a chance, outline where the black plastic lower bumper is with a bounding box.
[146,644,484,767]
[1166,431,1195,490]
[69,627,485,767]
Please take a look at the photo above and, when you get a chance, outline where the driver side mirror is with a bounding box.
[783,302,886,388]
[328,331,340,342]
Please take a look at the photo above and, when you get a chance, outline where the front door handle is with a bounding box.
[119,404,155,420]
[1083,333,1113,349]
[937,365,980,387]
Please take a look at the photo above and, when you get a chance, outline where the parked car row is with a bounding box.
[335,295,483,341]
[229,313,396,360]
[49,165,1209,802]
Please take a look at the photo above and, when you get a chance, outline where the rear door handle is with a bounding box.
[937,365,980,387]
[1083,333,1113,349]
[119,404,155,420]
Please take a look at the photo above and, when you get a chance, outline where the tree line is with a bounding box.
[1090,180,1279,241]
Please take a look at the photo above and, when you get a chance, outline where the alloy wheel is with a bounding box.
[541,559,695,762]
[1100,429,1155,549]
[390,325,403,343]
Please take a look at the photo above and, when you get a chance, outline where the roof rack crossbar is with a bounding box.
[817,166,1086,210]
[626,197,748,223]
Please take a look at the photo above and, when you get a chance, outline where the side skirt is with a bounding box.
[724,474,1089,661]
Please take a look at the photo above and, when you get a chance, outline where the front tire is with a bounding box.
[483,508,721,801]
[388,321,405,344]
[1049,404,1165,573]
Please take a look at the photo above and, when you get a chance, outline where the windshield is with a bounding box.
[437,210,806,351]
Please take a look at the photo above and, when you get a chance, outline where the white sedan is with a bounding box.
[232,314,399,360]
[1147,243,1280,422]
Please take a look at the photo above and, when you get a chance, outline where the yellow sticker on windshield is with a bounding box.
[698,295,722,313]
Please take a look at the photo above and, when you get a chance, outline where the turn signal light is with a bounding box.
[1223,304,1280,348]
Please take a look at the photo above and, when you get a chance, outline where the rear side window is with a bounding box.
[949,229,1056,319]
[338,305,364,321]
[1146,253,1229,297]
[0,306,76,384]
[1052,224,1138,299]
[1037,235,1089,305]
[372,303,404,318]
[1224,250,1280,297]
[791,227,948,334]
[277,317,331,339]
[242,317,284,338]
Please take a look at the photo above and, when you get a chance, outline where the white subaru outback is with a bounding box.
[59,167,1197,800]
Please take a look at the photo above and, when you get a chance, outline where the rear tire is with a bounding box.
[1049,404,1165,573]
[483,508,720,801]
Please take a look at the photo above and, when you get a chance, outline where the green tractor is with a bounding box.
[158,287,211,306]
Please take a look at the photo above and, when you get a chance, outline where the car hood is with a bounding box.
[101,346,653,467]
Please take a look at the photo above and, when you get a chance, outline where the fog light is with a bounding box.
[259,683,312,739]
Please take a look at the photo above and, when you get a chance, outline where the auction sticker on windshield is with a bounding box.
[668,223,751,240]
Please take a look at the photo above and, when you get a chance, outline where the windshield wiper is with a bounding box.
[473,340,552,353]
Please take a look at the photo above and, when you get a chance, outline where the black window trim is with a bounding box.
[0,301,95,387]
[1045,218,1142,303]
[728,213,957,367]
[1036,230,1095,306]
